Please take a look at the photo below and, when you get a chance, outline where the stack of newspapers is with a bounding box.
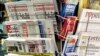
[4,0,58,56]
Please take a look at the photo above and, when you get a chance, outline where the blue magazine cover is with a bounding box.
[63,35,78,56]
[60,0,78,17]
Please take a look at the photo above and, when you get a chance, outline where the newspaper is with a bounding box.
[5,0,58,32]
[5,19,55,38]
[77,9,100,33]
[5,38,56,54]
[5,1,37,21]
[77,32,100,56]
[5,20,40,37]
[5,0,57,20]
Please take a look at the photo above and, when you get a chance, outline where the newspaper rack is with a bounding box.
[3,0,79,56]
[4,0,60,56]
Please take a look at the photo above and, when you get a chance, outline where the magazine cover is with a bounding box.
[63,35,78,56]
[60,0,78,17]
[58,16,78,39]
[77,9,100,33]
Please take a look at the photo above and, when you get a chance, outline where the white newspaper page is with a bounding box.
[77,9,100,33]
[77,32,100,56]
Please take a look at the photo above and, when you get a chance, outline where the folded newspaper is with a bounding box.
[77,9,100,33]
[5,38,56,55]
[77,32,100,56]
[4,19,55,38]
[5,0,57,21]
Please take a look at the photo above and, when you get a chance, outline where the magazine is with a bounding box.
[60,0,78,17]
[58,16,78,39]
[60,3,77,17]
[63,35,78,56]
